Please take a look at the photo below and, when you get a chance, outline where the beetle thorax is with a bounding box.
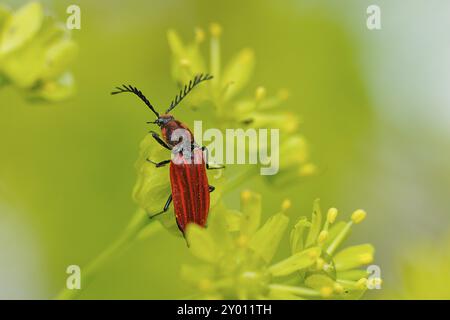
[158,115,194,147]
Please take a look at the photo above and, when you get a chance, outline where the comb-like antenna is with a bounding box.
[111,85,159,117]
[166,73,213,114]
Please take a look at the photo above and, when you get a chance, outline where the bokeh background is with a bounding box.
[1,0,450,299]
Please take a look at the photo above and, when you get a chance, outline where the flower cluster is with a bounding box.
[129,25,379,301]
[167,24,316,185]
[0,2,77,101]
[182,191,377,299]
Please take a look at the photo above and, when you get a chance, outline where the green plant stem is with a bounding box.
[56,208,161,300]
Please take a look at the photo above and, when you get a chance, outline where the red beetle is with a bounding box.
[112,74,222,234]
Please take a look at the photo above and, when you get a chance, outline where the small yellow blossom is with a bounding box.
[327,208,338,224]
[299,163,318,177]
[351,209,367,224]
[241,190,252,202]
[318,230,329,244]
[255,86,266,101]
[195,27,205,43]
[210,23,222,37]
[320,286,333,298]
[182,195,375,300]
[357,278,368,290]
[334,283,344,294]
[281,199,291,211]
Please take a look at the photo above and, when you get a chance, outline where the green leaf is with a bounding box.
[185,44,206,73]
[234,99,256,115]
[249,211,289,263]
[269,246,321,277]
[0,2,44,55]
[337,269,370,281]
[0,17,67,88]
[239,191,261,236]
[167,29,206,81]
[30,72,75,102]
[266,289,304,300]
[305,274,335,290]
[167,30,208,107]
[340,288,366,300]
[207,208,233,251]
[238,111,299,134]
[305,199,322,247]
[337,279,367,300]
[267,284,320,299]
[41,40,78,80]
[132,134,181,237]
[289,217,311,254]
[279,135,309,169]
[132,135,172,225]
[222,48,255,101]
[259,94,286,110]
[334,244,375,271]
[186,224,218,263]
[167,29,185,57]
[223,209,242,232]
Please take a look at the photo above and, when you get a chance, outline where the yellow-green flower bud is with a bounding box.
[351,209,367,224]
[195,27,205,43]
[210,23,222,37]
[281,199,291,211]
[179,58,191,67]
[318,230,329,244]
[320,286,333,298]
[255,86,266,101]
[298,163,317,177]
[327,208,338,224]
[333,283,344,294]
[356,278,368,290]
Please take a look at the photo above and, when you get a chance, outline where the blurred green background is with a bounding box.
[1,0,450,299]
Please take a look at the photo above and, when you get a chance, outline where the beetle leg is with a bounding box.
[146,159,171,167]
[149,194,172,219]
[209,185,215,193]
[149,131,171,150]
[201,146,225,170]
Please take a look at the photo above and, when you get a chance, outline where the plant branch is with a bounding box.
[56,208,161,300]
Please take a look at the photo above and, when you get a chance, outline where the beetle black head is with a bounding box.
[147,114,174,127]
